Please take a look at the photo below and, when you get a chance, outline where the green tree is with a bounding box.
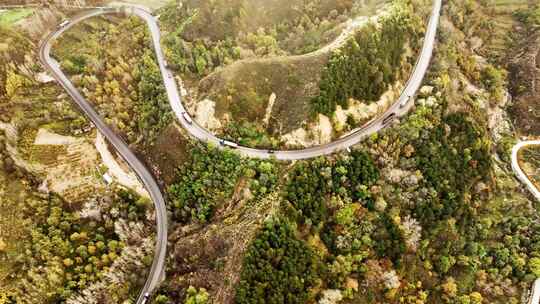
[235,218,322,304]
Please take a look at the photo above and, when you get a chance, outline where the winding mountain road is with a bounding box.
[39,7,167,304]
[171,0,442,160]
[38,0,442,302]
[512,140,540,303]
[512,140,540,202]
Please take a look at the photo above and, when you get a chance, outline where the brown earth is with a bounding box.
[508,30,540,136]
[165,189,280,304]
[142,123,190,185]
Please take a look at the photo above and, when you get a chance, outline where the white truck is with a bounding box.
[219,139,239,149]
[141,292,151,304]
[181,112,193,124]
[400,95,412,108]
[59,19,70,28]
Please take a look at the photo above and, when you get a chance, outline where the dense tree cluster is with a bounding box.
[1,163,150,302]
[114,187,152,222]
[162,35,241,77]
[184,286,210,304]
[312,1,423,115]
[134,50,172,140]
[29,195,123,300]
[235,218,322,304]
[284,150,379,225]
[168,144,278,223]
[168,145,244,223]
[222,121,281,149]
[236,150,398,302]
[53,16,171,145]
[414,112,492,223]
[372,95,538,303]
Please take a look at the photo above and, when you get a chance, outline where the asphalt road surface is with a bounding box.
[528,278,540,304]
[39,0,442,302]
[511,140,540,304]
[512,140,540,202]
[39,7,167,304]
[168,0,443,160]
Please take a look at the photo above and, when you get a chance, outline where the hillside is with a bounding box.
[150,1,540,303]
[508,3,540,136]
[1,1,540,304]
[159,0,415,149]
[0,9,156,303]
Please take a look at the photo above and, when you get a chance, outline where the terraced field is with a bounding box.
[483,0,530,60]
[14,126,106,204]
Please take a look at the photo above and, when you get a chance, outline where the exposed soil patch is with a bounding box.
[165,190,279,304]
[34,128,78,145]
[194,98,222,131]
[95,131,148,197]
[143,123,190,185]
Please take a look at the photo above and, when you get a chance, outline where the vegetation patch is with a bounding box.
[168,144,279,223]
[0,9,33,27]
[158,0,377,79]
[414,112,492,223]
[235,218,322,304]
[52,16,171,146]
[0,126,151,302]
[312,1,423,115]
[283,150,379,225]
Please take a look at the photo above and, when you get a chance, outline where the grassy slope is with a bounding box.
[201,54,328,135]
[502,1,540,136]
[481,0,529,61]
[0,9,33,26]
[194,0,393,141]
[159,0,387,148]
[0,168,33,292]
